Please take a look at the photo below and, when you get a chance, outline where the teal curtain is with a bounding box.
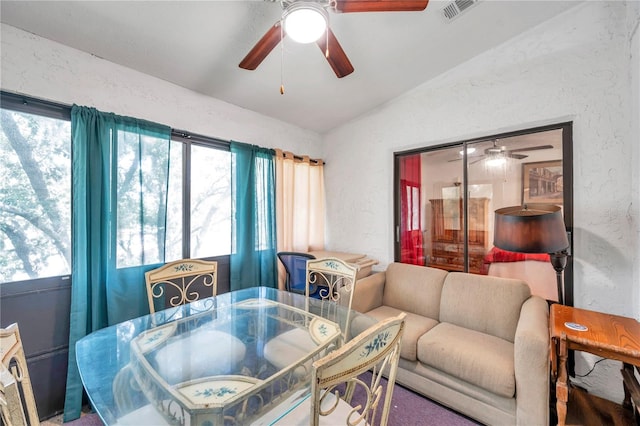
[230,141,277,290]
[64,105,171,421]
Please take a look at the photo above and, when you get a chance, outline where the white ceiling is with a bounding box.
[1,0,581,134]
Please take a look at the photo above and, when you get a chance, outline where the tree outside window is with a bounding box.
[0,109,71,283]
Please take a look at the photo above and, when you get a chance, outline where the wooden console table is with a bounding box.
[550,304,640,426]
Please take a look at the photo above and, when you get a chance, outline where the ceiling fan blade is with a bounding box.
[239,22,283,71]
[508,144,554,153]
[507,153,528,160]
[333,0,429,13]
[448,153,484,162]
[317,28,354,78]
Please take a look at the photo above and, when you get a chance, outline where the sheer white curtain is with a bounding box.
[274,149,325,289]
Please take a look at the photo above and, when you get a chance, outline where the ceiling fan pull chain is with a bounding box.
[280,20,285,95]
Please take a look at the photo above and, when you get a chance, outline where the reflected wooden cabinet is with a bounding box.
[427,198,489,274]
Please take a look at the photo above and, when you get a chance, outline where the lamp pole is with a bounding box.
[550,250,568,305]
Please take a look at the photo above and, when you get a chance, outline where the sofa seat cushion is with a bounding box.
[366,305,438,362]
[383,263,448,320]
[417,322,515,398]
[440,273,530,342]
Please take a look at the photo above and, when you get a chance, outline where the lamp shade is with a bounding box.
[494,204,569,254]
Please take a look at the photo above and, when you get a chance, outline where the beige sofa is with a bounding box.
[350,262,550,426]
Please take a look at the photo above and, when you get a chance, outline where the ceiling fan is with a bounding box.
[451,140,554,163]
[239,0,429,78]
[483,140,554,160]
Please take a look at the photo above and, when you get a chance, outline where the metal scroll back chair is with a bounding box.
[145,259,218,314]
[277,251,316,295]
[269,313,407,426]
[1,323,40,426]
[117,260,245,424]
[306,257,359,341]
[262,257,359,376]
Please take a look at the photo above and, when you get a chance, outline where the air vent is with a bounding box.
[442,0,479,21]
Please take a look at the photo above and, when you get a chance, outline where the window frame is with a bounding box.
[0,92,72,292]
[170,130,231,259]
[393,122,574,305]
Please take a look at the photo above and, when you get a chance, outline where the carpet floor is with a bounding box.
[350,372,479,426]
[42,379,637,425]
[42,377,479,425]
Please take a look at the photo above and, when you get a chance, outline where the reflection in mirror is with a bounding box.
[395,124,571,303]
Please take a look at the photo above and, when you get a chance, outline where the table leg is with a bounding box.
[556,337,569,426]
[621,363,640,414]
[622,363,632,410]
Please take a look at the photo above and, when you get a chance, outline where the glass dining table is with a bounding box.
[76,286,375,425]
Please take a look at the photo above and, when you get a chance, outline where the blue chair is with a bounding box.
[277,252,316,295]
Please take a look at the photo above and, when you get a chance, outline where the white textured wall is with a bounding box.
[0,24,322,156]
[630,0,640,340]
[323,1,640,402]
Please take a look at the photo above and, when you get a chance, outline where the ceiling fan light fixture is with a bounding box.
[486,156,507,167]
[459,147,476,155]
[283,2,328,44]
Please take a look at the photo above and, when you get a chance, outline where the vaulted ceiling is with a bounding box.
[1,1,582,133]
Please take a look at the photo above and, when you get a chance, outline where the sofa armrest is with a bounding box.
[350,271,386,313]
[514,296,550,426]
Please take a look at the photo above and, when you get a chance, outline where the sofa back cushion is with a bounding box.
[440,272,531,342]
[382,263,448,320]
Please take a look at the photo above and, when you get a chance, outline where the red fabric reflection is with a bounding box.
[400,155,424,265]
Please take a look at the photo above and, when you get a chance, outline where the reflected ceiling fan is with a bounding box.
[451,140,554,163]
[239,0,429,78]
[483,140,554,160]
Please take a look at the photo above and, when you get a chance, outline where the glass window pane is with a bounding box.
[165,141,183,261]
[254,155,272,251]
[116,131,170,268]
[417,146,466,271]
[398,153,424,265]
[191,145,231,257]
[0,109,71,283]
[468,131,563,301]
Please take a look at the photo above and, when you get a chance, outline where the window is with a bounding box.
[0,99,71,283]
[168,134,232,261]
[1,93,233,289]
[116,128,172,268]
[394,123,574,304]
[189,143,231,258]
[165,139,184,261]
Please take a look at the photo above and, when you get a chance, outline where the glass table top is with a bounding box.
[76,286,375,425]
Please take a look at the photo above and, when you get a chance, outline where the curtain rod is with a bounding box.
[173,131,324,164]
[273,148,324,165]
[1,92,323,162]
[171,129,231,150]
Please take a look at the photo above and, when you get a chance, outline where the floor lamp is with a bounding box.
[494,204,570,304]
